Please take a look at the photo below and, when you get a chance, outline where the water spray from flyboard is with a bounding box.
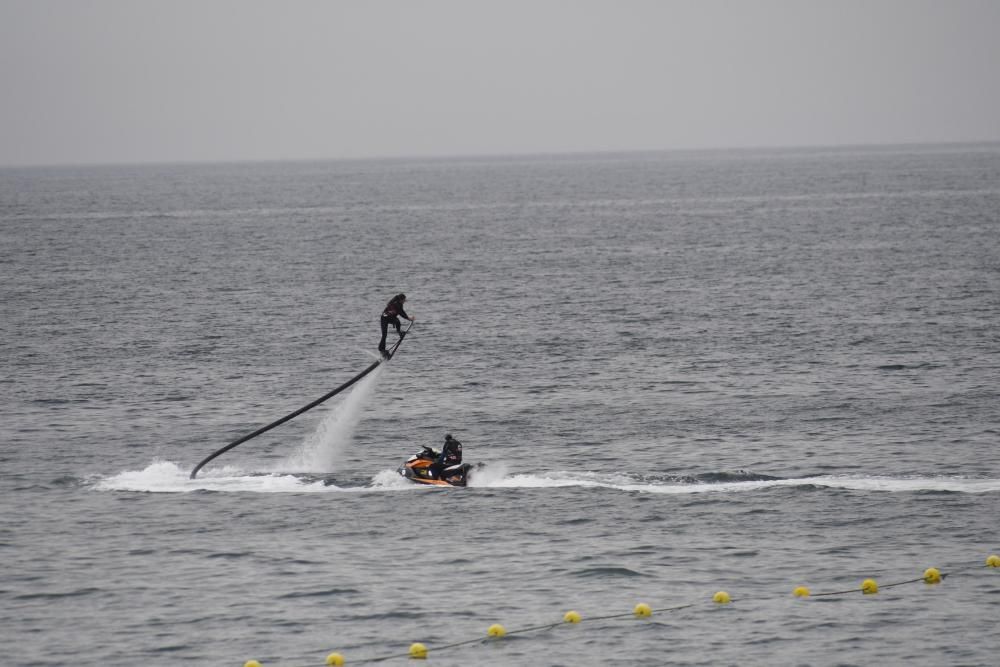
[276,360,384,473]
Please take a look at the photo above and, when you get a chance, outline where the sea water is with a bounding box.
[2,145,999,666]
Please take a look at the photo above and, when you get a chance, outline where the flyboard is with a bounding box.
[189,322,412,479]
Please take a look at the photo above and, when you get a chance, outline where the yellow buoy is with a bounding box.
[326,652,345,666]
[792,586,810,598]
[633,602,652,618]
[923,567,942,585]
[861,578,879,595]
[409,643,428,659]
[987,554,1000,568]
[487,624,506,638]
[244,661,262,667]
[563,610,582,624]
[713,591,731,604]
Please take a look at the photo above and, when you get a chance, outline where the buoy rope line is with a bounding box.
[242,554,1000,667]
[805,561,983,598]
[807,576,926,597]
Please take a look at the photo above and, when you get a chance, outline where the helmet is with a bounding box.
[444,434,453,441]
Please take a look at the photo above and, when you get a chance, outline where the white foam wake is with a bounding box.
[477,472,1000,494]
[91,461,1000,495]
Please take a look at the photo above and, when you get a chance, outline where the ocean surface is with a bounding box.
[2,145,999,666]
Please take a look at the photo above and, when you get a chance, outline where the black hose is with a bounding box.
[189,322,412,479]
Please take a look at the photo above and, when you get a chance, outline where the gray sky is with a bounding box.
[2,0,999,166]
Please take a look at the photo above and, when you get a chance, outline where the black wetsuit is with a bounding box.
[378,295,409,354]
[430,436,463,479]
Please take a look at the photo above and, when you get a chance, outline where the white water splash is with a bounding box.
[275,363,384,473]
[92,460,364,493]
[371,469,418,489]
[466,461,509,487]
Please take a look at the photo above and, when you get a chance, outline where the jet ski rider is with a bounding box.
[430,434,463,479]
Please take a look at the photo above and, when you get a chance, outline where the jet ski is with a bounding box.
[398,445,473,487]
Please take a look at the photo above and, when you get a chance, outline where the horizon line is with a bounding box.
[3,138,999,171]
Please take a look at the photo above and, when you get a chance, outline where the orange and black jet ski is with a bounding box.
[398,446,472,487]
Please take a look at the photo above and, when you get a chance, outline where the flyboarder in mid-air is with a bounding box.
[378,293,414,359]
